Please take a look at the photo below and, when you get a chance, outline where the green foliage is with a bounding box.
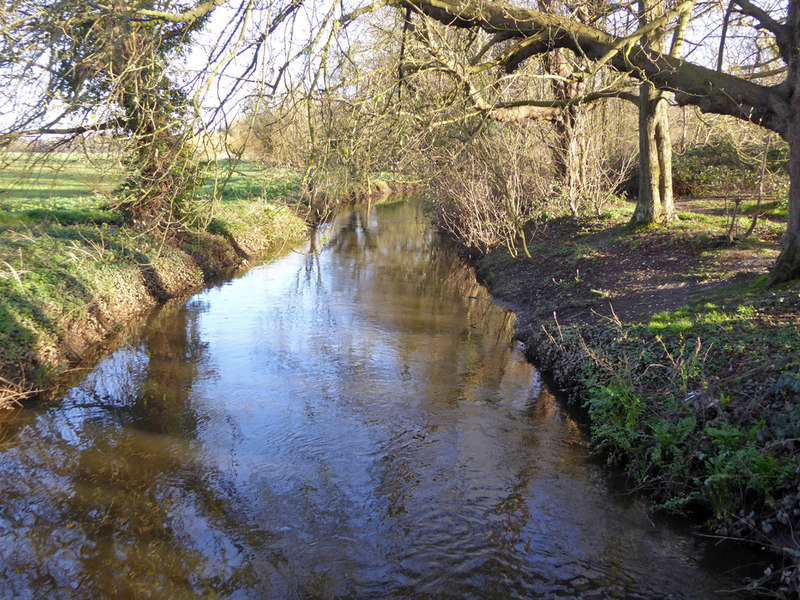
[703,422,794,514]
[649,413,696,466]
[3,0,214,223]
[115,134,204,223]
[672,141,789,198]
[585,377,644,460]
[43,1,207,108]
[555,293,800,523]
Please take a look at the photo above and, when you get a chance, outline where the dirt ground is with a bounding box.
[476,197,785,329]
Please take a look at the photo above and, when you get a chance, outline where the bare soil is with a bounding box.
[477,198,784,330]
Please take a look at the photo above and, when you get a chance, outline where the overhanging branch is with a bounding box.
[0,120,122,147]
[734,0,789,60]
[397,0,790,136]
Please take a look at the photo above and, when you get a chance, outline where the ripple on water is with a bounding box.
[0,199,760,599]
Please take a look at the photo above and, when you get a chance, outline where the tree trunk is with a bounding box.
[655,98,674,218]
[768,115,800,284]
[631,82,674,225]
[545,46,588,217]
[629,0,674,227]
[552,103,588,217]
[767,0,800,284]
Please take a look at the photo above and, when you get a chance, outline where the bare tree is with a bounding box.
[384,0,797,283]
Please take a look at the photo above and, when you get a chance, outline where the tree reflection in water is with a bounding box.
[0,198,756,599]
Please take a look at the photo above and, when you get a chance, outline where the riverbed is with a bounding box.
[0,199,753,598]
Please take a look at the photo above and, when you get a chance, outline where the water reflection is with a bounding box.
[0,199,753,598]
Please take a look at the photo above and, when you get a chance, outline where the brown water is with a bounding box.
[0,199,755,599]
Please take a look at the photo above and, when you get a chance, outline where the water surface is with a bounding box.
[0,199,752,598]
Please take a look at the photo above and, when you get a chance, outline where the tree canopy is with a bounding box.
[2,0,799,281]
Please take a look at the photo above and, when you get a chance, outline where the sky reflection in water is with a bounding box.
[0,200,753,599]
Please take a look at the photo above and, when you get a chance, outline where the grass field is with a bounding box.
[0,153,122,225]
[0,154,308,401]
[0,154,304,216]
[0,152,121,200]
[201,161,303,203]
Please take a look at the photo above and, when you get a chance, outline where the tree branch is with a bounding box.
[415,20,636,123]
[0,120,122,147]
[398,0,790,136]
[128,0,229,24]
[733,0,789,61]
[469,31,517,65]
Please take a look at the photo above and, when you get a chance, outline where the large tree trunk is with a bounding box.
[768,104,800,284]
[768,1,800,284]
[629,0,674,227]
[551,97,588,217]
[631,82,675,225]
[656,98,674,217]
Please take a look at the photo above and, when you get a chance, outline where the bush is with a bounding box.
[671,141,789,198]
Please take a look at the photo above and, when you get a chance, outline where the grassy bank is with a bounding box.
[0,157,308,404]
[474,197,799,596]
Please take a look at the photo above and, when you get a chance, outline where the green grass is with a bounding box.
[0,155,308,391]
[0,152,126,225]
[0,219,167,385]
[740,198,789,220]
[201,161,302,203]
[0,152,122,201]
[0,153,404,398]
[648,307,694,333]
[600,203,635,220]
[675,211,725,227]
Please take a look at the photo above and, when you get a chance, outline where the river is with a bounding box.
[0,198,754,598]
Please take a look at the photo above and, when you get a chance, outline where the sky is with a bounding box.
[0,0,786,141]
